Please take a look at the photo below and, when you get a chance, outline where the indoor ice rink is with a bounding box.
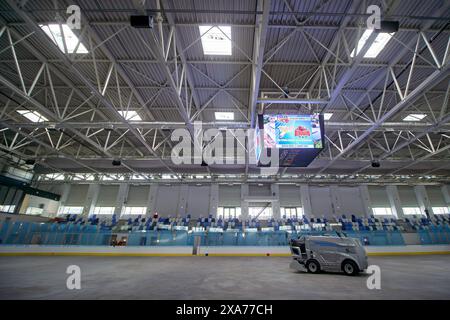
[0,0,449,301]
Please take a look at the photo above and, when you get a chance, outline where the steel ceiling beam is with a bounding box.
[132,0,193,136]
[0,120,109,176]
[1,84,448,98]
[352,113,450,175]
[387,143,450,175]
[4,0,176,174]
[6,20,450,33]
[0,20,146,157]
[2,0,448,178]
[0,72,149,180]
[0,58,442,69]
[249,0,271,128]
[320,2,450,162]
[77,15,174,150]
[318,62,450,174]
[5,121,450,131]
[35,176,450,186]
[307,0,361,93]
[319,31,378,112]
[257,98,328,104]
[3,8,448,20]
[162,0,203,121]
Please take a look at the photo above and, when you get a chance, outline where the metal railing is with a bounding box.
[1,220,449,246]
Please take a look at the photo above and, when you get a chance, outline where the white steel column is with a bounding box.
[300,185,312,218]
[82,184,100,217]
[146,184,159,217]
[441,185,450,207]
[271,184,280,219]
[249,0,271,127]
[414,185,434,217]
[177,185,189,217]
[386,185,404,219]
[114,183,129,216]
[57,183,72,213]
[359,185,372,218]
[241,184,249,219]
[330,186,343,216]
[209,184,219,218]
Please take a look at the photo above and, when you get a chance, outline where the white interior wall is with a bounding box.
[249,184,272,196]
[398,186,420,207]
[427,186,446,207]
[279,185,301,207]
[17,183,450,219]
[368,186,390,206]
[338,186,366,215]
[96,185,119,206]
[38,184,65,195]
[218,185,241,206]
[309,186,334,218]
[368,186,394,218]
[63,184,89,206]
[154,185,180,216]
[126,185,149,206]
[186,186,211,217]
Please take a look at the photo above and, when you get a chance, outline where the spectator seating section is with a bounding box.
[0,213,449,246]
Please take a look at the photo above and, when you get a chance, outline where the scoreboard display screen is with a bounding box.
[256,114,325,167]
[262,114,323,149]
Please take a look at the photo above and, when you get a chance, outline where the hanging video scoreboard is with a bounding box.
[256,114,325,167]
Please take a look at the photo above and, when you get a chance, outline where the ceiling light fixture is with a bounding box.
[199,25,232,56]
[39,24,88,54]
[17,110,48,122]
[403,114,426,121]
[215,112,234,120]
[350,23,397,59]
[118,110,142,121]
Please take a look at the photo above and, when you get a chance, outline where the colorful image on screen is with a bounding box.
[263,114,323,149]
[255,124,262,161]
